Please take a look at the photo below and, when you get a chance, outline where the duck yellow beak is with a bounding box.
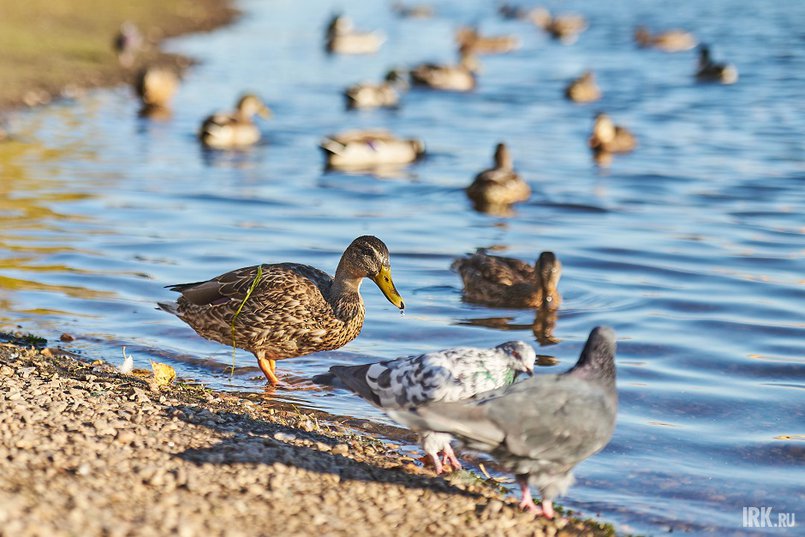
[373,265,405,309]
[258,106,272,120]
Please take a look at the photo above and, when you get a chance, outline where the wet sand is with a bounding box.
[0,335,616,536]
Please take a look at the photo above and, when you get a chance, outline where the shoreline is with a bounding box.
[0,334,617,536]
[0,0,238,111]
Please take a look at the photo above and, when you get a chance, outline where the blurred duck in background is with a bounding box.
[391,2,434,19]
[325,14,385,54]
[634,26,697,52]
[410,45,480,91]
[344,69,408,110]
[199,94,271,149]
[588,112,637,156]
[530,8,587,44]
[113,21,143,68]
[455,26,520,54]
[320,130,425,170]
[695,45,738,84]
[564,70,601,103]
[134,65,180,119]
[466,143,531,215]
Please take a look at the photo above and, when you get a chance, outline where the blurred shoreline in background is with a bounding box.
[0,0,237,110]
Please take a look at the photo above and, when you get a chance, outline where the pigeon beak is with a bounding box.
[525,367,534,377]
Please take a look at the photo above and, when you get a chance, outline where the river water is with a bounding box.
[1,0,803,534]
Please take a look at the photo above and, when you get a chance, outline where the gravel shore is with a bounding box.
[0,337,616,537]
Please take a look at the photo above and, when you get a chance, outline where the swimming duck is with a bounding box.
[344,70,407,110]
[320,129,425,170]
[588,113,637,155]
[391,2,434,19]
[199,94,271,149]
[452,250,562,309]
[134,65,180,116]
[159,236,405,385]
[530,8,587,44]
[326,15,385,55]
[634,26,697,52]
[410,46,480,92]
[564,70,601,103]
[467,143,531,214]
[695,45,738,84]
[498,3,536,21]
[455,26,520,55]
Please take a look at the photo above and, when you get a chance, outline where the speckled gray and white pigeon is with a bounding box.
[313,341,536,473]
[399,326,617,518]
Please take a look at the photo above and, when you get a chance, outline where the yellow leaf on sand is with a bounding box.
[150,361,176,387]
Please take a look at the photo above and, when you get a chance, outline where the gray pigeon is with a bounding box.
[398,326,617,518]
[313,341,536,473]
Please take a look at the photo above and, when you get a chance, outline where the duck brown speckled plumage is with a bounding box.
[452,251,561,309]
[159,236,405,385]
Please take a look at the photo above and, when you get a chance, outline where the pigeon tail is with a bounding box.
[320,364,381,406]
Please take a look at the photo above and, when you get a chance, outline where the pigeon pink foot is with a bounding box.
[441,445,462,470]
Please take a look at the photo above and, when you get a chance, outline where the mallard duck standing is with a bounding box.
[695,45,738,84]
[452,250,562,309]
[159,236,405,385]
[134,65,180,117]
[455,26,520,55]
[588,112,637,155]
[466,143,531,214]
[325,15,385,55]
[410,46,480,92]
[530,8,587,44]
[564,70,601,103]
[320,130,425,170]
[199,94,271,149]
[634,26,697,52]
[344,70,407,110]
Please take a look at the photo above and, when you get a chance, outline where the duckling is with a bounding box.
[452,250,562,309]
[391,2,434,19]
[564,70,601,103]
[320,130,425,170]
[696,45,738,84]
[134,65,180,117]
[326,15,385,55]
[410,46,480,92]
[530,8,587,44]
[344,70,407,110]
[199,94,271,149]
[588,113,637,155]
[467,143,531,214]
[455,26,520,55]
[634,26,697,52]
